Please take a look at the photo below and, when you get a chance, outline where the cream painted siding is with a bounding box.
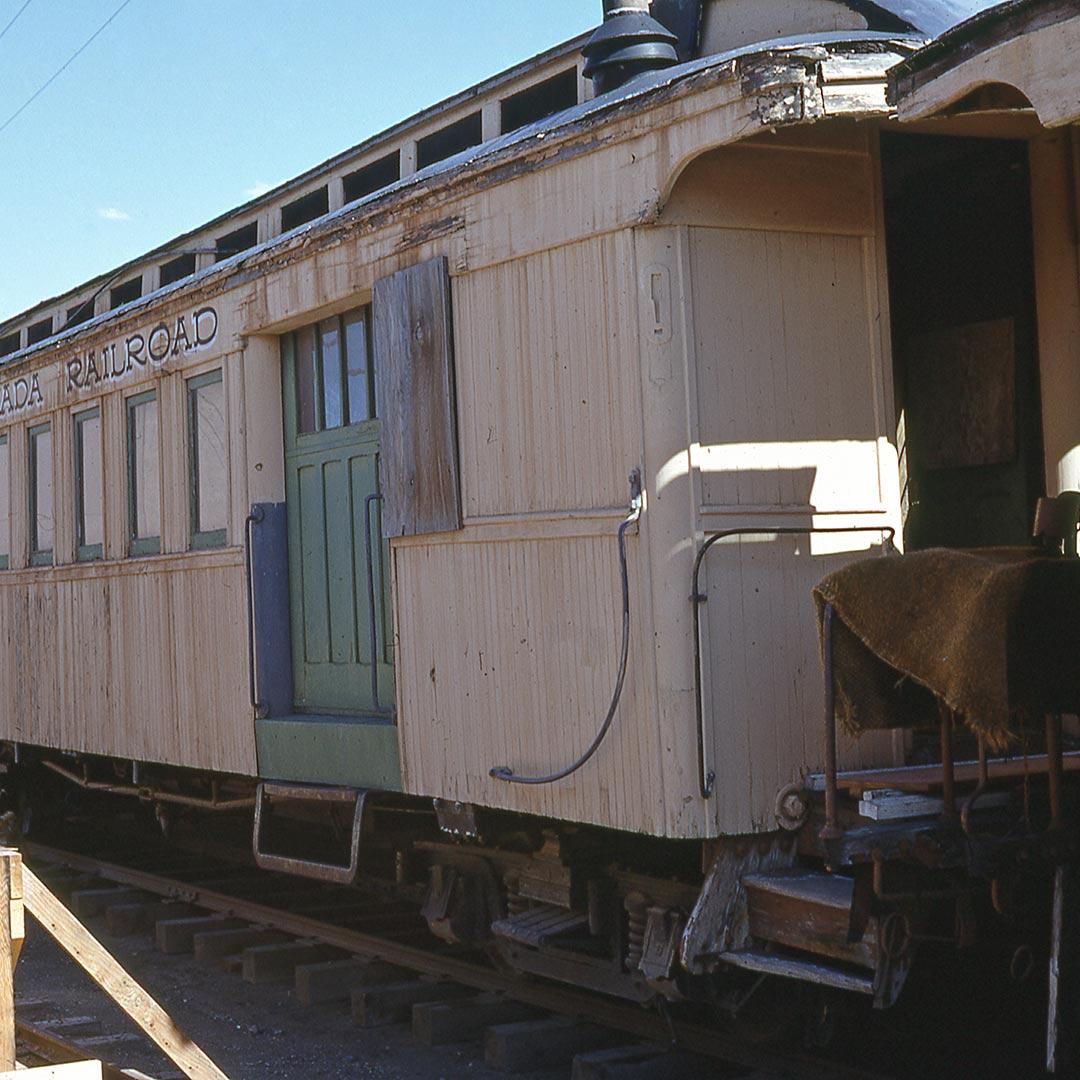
[688,225,898,833]
[396,532,664,832]
[455,233,639,518]
[0,555,251,774]
[396,229,667,833]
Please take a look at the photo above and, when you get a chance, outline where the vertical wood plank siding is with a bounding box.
[0,555,251,773]
[396,534,664,831]
[455,235,639,518]
[396,230,664,832]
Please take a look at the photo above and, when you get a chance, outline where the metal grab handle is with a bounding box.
[691,525,895,800]
[244,506,268,720]
[364,492,388,713]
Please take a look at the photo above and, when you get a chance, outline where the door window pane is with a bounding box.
[290,306,374,438]
[344,310,372,423]
[127,393,160,554]
[75,409,103,558]
[189,372,227,545]
[295,325,319,434]
[29,424,53,563]
[320,318,344,429]
[0,437,9,568]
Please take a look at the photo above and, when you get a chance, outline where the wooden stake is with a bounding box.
[0,855,14,1071]
[21,866,229,1080]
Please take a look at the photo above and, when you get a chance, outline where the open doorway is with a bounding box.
[881,132,1044,550]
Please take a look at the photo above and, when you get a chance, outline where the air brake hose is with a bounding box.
[489,473,641,786]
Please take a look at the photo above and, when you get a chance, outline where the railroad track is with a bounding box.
[15,1007,165,1080]
[18,840,888,1080]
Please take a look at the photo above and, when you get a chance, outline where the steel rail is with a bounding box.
[15,1018,136,1080]
[21,841,884,1080]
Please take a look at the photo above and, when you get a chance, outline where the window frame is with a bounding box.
[291,306,375,439]
[0,434,9,570]
[74,406,103,562]
[28,421,53,566]
[187,369,227,550]
[126,389,161,557]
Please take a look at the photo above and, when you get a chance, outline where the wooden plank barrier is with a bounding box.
[0,1063,105,1078]
[17,858,229,1080]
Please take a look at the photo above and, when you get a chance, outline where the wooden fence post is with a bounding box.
[0,851,15,1071]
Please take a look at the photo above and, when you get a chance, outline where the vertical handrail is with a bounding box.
[364,491,387,713]
[245,505,268,719]
[820,602,842,841]
[691,525,895,801]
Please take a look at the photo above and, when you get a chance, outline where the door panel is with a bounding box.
[282,312,393,717]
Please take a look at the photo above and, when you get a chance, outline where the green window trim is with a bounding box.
[187,369,227,550]
[28,422,53,566]
[0,433,8,570]
[74,407,103,562]
[126,389,161,558]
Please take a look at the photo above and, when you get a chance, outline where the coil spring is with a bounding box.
[625,894,647,971]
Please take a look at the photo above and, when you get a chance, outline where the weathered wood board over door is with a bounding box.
[282,311,393,715]
[373,256,461,538]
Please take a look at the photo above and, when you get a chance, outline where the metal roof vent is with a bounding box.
[583,0,680,96]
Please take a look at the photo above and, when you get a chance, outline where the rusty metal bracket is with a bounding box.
[433,799,482,841]
[252,781,370,885]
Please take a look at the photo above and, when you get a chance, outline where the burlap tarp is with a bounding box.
[814,547,1080,749]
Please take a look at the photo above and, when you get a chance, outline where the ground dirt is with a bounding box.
[14,914,570,1080]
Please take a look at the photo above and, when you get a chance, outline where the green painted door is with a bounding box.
[282,308,394,715]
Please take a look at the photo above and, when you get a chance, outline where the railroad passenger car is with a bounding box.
[2,0,1079,1064]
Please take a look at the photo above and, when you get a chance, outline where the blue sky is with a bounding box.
[0,1,596,321]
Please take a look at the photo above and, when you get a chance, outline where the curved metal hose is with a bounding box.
[489,501,640,786]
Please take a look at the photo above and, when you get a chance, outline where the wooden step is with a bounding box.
[492,905,589,948]
[743,869,854,909]
[718,948,874,994]
[742,870,875,969]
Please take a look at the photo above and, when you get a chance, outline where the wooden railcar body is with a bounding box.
[0,31,919,835]
[2,0,1080,1053]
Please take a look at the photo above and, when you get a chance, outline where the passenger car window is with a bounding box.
[28,422,53,565]
[75,408,103,561]
[188,371,227,548]
[127,391,161,556]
